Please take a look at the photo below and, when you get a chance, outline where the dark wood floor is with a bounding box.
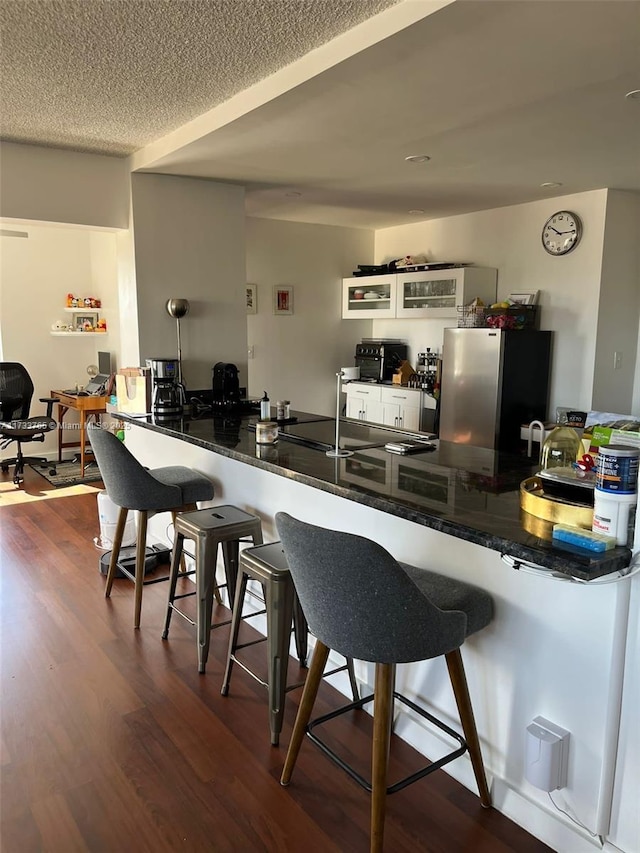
[0,468,555,852]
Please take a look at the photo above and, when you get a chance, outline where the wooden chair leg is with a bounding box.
[445,648,491,808]
[105,507,128,597]
[133,511,148,629]
[281,640,330,786]
[371,662,394,853]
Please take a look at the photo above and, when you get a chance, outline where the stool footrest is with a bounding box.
[306,691,467,795]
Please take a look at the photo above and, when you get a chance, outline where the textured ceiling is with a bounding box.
[0,0,398,156]
[1,0,639,230]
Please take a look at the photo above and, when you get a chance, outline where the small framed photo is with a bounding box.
[246,283,257,315]
[509,291,539,305]
[74,313,98,330]
[273,285,293,315]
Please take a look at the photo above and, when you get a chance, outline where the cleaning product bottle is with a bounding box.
[540,425,582,471]
[260,391,270,420]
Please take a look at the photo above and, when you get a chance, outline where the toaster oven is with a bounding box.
[354,341,407,383]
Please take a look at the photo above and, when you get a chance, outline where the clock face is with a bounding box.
[542,211,582,256]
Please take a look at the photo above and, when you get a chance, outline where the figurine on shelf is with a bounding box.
[66,293,75,307]
[96,318,107,332]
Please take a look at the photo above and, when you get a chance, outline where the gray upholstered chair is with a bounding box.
[276,512,493,853]
[88,424,214,628]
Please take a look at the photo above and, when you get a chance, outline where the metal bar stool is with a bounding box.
[276,512,494,853]
[162,506,263,673]
[221,541,359,746]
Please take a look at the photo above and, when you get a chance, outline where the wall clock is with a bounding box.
[541,211,582,256]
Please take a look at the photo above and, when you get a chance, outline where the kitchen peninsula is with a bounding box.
[120,410,635,852]
[119,410,630,580]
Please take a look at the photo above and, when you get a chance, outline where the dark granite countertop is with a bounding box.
[119,409,632,581]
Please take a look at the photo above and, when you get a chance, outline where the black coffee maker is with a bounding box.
[146,358,184,419]
[212,362,240,409]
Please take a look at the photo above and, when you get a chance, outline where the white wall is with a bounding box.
[246,217,374,415]
[131,174,247,390]
[373,190,613,417]
[0,142,129,229]
[592,190,640,412]
[0,223,120,459]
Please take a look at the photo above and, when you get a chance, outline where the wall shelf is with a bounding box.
[63,306,101,313]
[50,332,108,337]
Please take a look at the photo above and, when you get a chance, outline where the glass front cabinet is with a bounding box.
[395,268,497,318]
[341,275,397,319]
[342,267,496,319]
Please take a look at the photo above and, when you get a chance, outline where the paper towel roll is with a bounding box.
[341,367,360,381]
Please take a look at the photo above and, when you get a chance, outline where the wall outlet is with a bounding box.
[525,716,570,791]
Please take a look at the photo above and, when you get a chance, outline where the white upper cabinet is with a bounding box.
[395,268,497,318]
[343,267,497,319]
[342,275,397,319]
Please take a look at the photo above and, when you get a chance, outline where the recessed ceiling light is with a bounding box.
[405,155,431,164]
[285,191,302,197]
[625,89,640,100]
[408,209,425,215]
[540,182,563,189]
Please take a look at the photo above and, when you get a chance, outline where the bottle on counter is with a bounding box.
[260,391,270,420]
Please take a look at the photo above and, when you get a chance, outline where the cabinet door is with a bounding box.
[398,406,421,432]
[381,402,401,428]
[395,268,497,318]
[346,397,364,419]
[342,275,397,319]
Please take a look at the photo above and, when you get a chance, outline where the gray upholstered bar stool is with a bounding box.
[88,424,214,629]
[221,541,359,745]
[162,506,263,673]
[276,512,494,853]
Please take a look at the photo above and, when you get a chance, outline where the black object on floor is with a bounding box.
[99,544,172,579]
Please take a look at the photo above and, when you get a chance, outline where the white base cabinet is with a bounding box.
[345,382,421,431]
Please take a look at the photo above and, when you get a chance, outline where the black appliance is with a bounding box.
[146,357,184,419]
[354,340,408,383]
[212,362,240,408]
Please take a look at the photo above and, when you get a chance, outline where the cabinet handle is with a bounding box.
[391,395,406,400]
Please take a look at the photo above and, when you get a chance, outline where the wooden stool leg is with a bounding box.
[105,507,128,597]
[133,511,148,629]
[162,532,185,639]
[221,570,249,695]
[371,662,394,853]
[281,640,330,786]
[445,648,492,808]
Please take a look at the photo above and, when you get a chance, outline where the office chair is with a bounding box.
[0,362,59,485]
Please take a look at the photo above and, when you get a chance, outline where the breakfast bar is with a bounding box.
[119,410,636,852]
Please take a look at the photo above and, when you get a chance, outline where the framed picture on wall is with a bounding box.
[246,283,257,315]
[273,285,293,315]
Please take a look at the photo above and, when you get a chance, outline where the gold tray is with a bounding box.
[520,476,594,529]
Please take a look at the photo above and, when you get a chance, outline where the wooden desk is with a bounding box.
[51,391,109,478]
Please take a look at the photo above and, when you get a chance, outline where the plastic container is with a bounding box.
[592,491,637,547]
[540,425,582,471]
[96,490,136,549]
[595,444,639,494]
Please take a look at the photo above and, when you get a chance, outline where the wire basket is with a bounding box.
[457,305,487,327]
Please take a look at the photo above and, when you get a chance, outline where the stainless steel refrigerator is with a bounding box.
[439,328,552,450]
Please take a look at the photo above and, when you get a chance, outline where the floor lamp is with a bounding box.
[326,366,360,458]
